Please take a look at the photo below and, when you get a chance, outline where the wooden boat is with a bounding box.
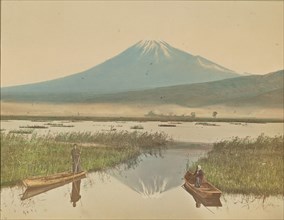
[22,171,87,188]
[182,184,222,207]
[184,171,222,199]
[21,175,85,200]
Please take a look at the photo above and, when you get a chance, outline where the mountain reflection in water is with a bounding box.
[110,146,204,198]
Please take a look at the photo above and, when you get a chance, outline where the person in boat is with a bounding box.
[193,165,204,188]
[71,144,81,173]
[70,179,82,207]
[195,201,201,208]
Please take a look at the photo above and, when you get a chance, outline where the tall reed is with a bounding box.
[1,131,170,187]
[190,135,283,196]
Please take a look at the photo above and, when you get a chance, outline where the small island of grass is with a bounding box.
[190,135,283,196]
[130,125,144,130]
[1,131,171,187]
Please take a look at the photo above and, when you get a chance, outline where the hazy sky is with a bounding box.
[1,1,283,87]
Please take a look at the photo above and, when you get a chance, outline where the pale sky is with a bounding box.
[1,1,283,87]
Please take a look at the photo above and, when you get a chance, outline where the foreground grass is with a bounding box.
[190,135,283,196]
[0,131,170,187]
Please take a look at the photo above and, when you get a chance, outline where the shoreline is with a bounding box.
[190,135,284,196]
[1,115,283,123]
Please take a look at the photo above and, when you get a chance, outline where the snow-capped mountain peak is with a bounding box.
[135,40,172,58]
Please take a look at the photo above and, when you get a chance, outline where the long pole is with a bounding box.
[203,204,215,214]
[74,146,82,173]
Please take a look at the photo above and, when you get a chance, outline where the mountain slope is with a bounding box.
[74,69,282,108]
[225,88,284,108]
[1,40,240,97]
[82,69,283,108]
[2,70,282,109]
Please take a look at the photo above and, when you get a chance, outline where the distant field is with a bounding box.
[1,114,283,123]
[1,102,283,121]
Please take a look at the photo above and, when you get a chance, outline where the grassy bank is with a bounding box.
[190,135,283,196]
[0,131,170,187]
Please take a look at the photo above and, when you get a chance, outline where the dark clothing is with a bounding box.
[72,161,82,173]
[71,148,81,173]
[194,169,204,179]
[194,169,204,187]
[71,148,80,161]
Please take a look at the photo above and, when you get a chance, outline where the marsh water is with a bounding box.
[1,120,283,219]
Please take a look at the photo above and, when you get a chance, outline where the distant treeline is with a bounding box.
[1,115,283,123]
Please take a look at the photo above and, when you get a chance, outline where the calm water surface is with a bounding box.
[1,120,283,219]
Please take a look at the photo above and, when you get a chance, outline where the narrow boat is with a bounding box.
[182,184,222,207]
[21,175,86,200]
[22,171,87,188]
[184,171,222,199]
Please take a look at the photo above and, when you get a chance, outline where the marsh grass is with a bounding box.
[0,131,170,187]
[53,131,169,150]
[9,129,34,134]
[19,125,48,129]
[190,135,284,196]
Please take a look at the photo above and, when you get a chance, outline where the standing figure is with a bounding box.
[71,144,81,173]
[194,165,204,188]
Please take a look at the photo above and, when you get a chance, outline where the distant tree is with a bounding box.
[145,110,156,117]
[190,112,196,118]
[212,111,218,118]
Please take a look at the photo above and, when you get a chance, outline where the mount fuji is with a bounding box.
[2,40,241,101]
